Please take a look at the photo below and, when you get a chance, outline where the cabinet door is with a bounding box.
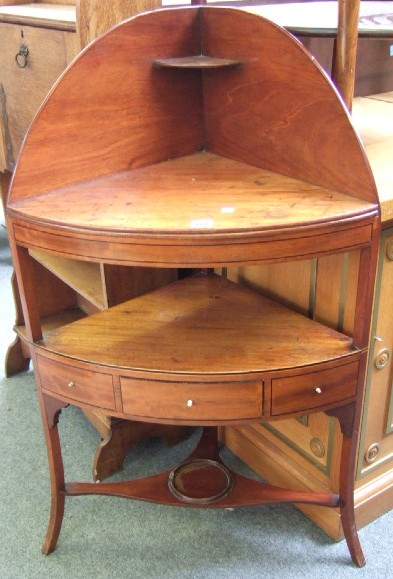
[357,228,393,478]
[0,22,78,171]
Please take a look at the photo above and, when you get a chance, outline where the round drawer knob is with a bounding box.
[365,443,380,464]
[315,387,322,394]
[374,348,391,370]
[187,399,194,407]
[68,380,76,388]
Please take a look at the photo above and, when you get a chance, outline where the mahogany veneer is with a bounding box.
[6,6,380,567]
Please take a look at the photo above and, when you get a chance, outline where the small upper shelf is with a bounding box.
[153,55,242,69]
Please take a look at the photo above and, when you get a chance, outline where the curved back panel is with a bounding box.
[9,7,378,205]
[9,8,203,202]
[202,8,378,202]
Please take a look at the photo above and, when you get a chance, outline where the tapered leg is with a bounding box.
[339,433,365,567]
[327,403,365,567]
[39,394,68,555]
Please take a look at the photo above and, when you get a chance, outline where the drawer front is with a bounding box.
[271,361,359,416]
[121,377,263,421]
[37,355,115,410]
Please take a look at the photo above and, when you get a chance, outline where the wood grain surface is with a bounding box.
[38,273,358,375]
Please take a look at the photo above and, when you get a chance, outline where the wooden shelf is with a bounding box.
[30,249,107,310]
[15,307,86,342]
[9,152,376,235]
[153,55,242,69]
[39,273,358,375]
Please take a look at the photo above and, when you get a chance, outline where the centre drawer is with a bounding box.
[271,361,359,416]
[120,377,263,421]
[36,354,115,410]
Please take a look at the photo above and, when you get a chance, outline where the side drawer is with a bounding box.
[121,377,263,421]
[271,361,359,416]
[36,355,115,410]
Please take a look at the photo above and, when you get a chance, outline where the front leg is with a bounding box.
[38,392,68,555]
[326,402,365,567]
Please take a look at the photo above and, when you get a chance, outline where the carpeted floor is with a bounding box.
[1,208,392,578]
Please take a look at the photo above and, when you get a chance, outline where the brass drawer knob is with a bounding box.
[187,399,194,407]
[374,348,391,370]
[315,387,322,394]
[68,380,76,388]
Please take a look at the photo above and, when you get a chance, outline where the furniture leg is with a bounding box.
[5,335,31,376]
[327,403,366,567]
[5,272,32,376]
[86,411,191,481]
[39,393,68,555]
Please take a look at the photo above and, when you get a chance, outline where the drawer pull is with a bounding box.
[68,380,76,388]
[315,387,322,394]
[15,43,29,69]
[187,399,194,407]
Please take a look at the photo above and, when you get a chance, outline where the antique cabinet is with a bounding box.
[2,0,393,540]
[5,6,380,565]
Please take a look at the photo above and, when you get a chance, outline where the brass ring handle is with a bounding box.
[15,44,29,68]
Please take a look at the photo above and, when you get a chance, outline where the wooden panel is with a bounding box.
[77,0,161,47]
[11,218,375,268]
[226,260,314,318]
[121,377,263,421]
[30,248,107,309]
[314,254,345,329]
[271,361,359,416]
[9,8,203,200]
[37,354,116,410]
[31,255,77,318]
[358,229,393,476]
[102,264,177,307]
[202,7,377,202]
[263,412,334,473]
[0,22,78,170]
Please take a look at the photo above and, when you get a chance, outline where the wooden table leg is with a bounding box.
[327,403,366,567]
[39,393,68,555]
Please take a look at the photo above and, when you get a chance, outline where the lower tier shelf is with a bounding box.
[33,273,362,424]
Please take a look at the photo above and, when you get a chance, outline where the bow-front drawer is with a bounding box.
[120,377,263,422]
[271,361,359,416]
[36,355,115,410]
